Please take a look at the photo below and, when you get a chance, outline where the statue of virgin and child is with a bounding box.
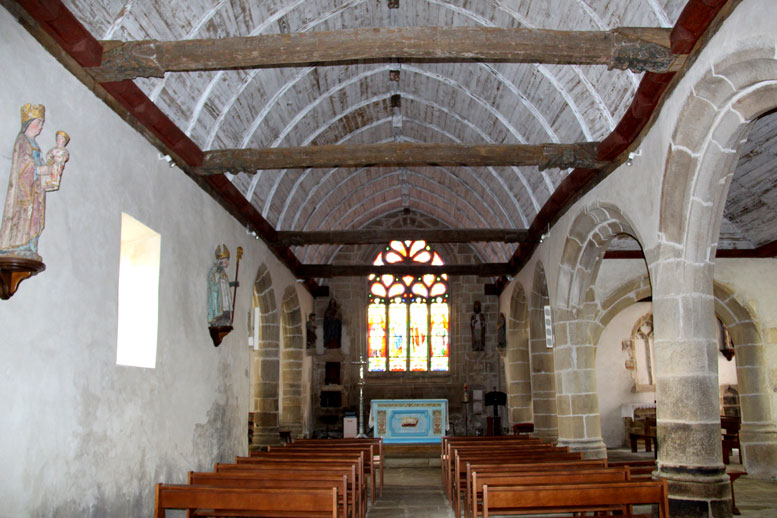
[0,103,69,262]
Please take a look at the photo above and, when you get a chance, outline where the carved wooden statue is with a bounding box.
[0,104,69,299]
[207,244,242,346]
[471,300,486,351]
[208,245,233,327]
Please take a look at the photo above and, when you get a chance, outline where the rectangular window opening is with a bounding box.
[116,212,161,368]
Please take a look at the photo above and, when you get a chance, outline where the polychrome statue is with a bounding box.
[0,104,68,261]
[208,244,233,326]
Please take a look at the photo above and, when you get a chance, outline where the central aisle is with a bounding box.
[367,467,455,518]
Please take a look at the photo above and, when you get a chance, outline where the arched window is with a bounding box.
[367,240,449,372]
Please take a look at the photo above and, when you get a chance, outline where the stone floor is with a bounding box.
[367,449,777,517]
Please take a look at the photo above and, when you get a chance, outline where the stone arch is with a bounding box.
[250,264,280,446]
[650,45,777,512]
[280,285,305,438]
[557,203,644,314]
[529,261,558,442]
[555,203,644,458]
[659,48,777,263]
[592,273,777,478]
[594,274,653,347]
[506,282,532,426]
[713,283,777,479]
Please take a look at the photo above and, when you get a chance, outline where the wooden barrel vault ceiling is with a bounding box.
[9,0,775,294]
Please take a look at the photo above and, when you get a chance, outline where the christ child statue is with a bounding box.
[45,130,69,188]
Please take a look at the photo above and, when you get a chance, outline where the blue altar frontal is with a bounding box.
[369,399,448,443]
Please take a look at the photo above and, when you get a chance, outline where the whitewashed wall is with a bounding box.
[596,301,655,447]
[0,8,310,516]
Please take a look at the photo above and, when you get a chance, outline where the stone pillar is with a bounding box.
[252,343,281,446]
[250,267,281,447]
[529,303,558,441]
[652,259,731,517]
[279,346,304,438]
[728,323,777,478]
[553,309,607,459]
[506,287,533,426]
[280,288,305,439]
[506,340,532,425]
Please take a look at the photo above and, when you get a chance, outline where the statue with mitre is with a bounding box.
[208,244,234,326]
[207,244,242,346]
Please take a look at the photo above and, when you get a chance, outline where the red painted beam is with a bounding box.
[16,0,101,67]
[671,0,729,54]
[15,0,314,290]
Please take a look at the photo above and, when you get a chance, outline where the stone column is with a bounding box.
[252,341,281,446]
[728,322,777,478]
[652,259,731,517]
[250,269,281,447]
[553,308,607,459]
[507,290,533,426]
[529,303,558,441]
[506,341,533,425]
[279,346,304,438]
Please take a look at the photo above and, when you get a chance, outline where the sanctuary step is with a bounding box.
[385,443,441,467]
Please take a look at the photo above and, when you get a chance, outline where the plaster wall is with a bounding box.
[594,260,649,300]
[596,302,654,447]
[0,9,309,516]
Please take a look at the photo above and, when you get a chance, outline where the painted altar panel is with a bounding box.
[370,399,448,443]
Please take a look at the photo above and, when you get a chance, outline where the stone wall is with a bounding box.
[306,212,505,437]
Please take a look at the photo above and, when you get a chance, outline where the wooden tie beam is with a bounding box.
[194,142,604,175]
[87,27,677,82]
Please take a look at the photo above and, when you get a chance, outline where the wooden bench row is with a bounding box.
[155,437,381,517]
[443,436,669,518]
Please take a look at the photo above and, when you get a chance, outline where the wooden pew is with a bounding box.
[291,437,384,496]
[451,448,576,496]
[154,484,338,518]
[451,450,585,517]
[469,466,631,518]
[481,479,669,517]
[188,471,349,518]
[267,443,378,502]
[442,436,542,489]
[236,453,365,500]
[445,441,555,498]
[217,461,364,518]
[608,459,657,478]
[629,416,657,453]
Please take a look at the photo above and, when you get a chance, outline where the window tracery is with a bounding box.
[367,240,449,372]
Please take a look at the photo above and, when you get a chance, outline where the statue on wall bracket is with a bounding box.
[207,244,242,346]
[0,104,69,300]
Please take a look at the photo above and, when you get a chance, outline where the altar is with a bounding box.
[369,399,448,443]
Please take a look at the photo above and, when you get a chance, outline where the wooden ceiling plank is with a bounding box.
[276,228,530,246]
[194,142,604,174]
[86,26,676,82]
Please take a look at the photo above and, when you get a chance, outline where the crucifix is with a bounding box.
[351,354,367,438]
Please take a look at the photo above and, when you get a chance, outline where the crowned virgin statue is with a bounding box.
[0,104,69,261]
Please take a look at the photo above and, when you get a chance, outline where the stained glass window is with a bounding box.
[367,240,449,372]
